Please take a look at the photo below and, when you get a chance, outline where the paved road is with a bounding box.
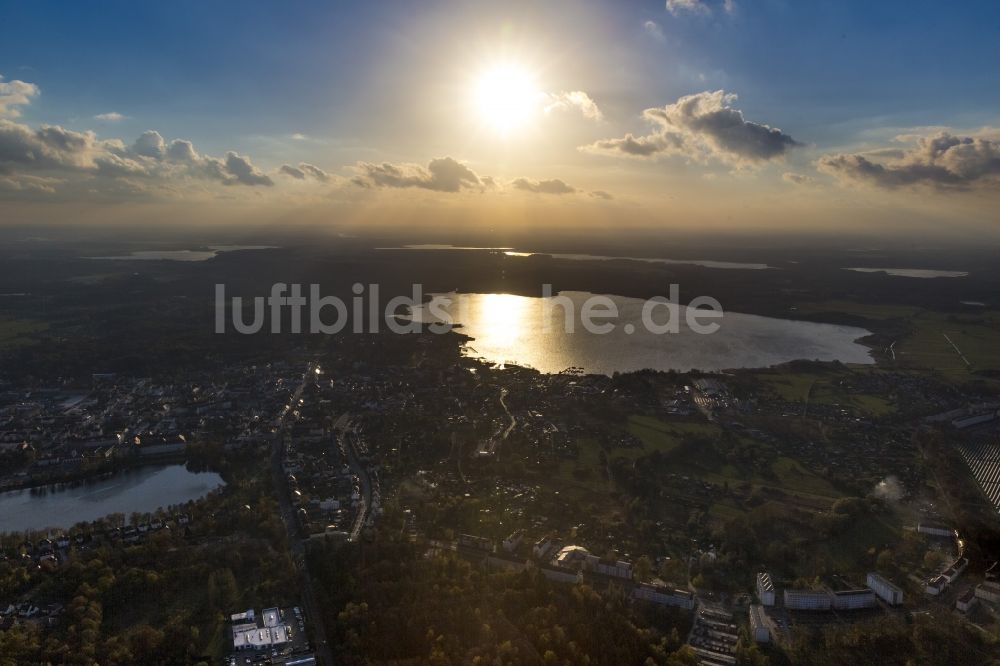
[269,363,335,666]
[334,413,372,542]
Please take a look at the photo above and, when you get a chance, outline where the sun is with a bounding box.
[472,62,541,134]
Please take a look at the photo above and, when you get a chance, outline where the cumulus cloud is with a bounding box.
[0,75,338,201]
[0,76,39,118]
[0,75,290,197]
[166,138,199,163]
[94,112,126,122]
[587,132,679,157]
[0,120,104,170]
[511,177,576,194]
[545,91,603,121]
[582,90,800,166]
[131,130,166,159]
[783,172,813,185]
[222,152,273,187]
[0,119,278,199]
[280,162,330,181]
[817,132,1000,191]
[353,156,482,192]
[590,189,614,200]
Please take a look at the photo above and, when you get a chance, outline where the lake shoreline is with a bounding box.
[410,291,875,376]
[0,463,226,534]
[0,449,190,494]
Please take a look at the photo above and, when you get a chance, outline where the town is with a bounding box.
[2,316,1000,663]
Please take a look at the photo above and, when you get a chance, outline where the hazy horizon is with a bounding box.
[2,0,999,238]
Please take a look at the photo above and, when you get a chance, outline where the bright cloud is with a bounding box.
[280,162,330,182]
[0,75,39,118]
[818,132,1000,191]
[666,0,734,16]
[353,157,483,192]
[511,177,576,194]
[583,90,800,166]
[544,91,603,121]
[94,112,126,122]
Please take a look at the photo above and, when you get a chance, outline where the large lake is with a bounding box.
[845,267,968,278]
[409,292,874,375]
[504,252,772,270]
[86,245,277,262]
[0,465,224,533]
[378,245,772,270]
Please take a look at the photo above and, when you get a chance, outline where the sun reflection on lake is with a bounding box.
[473,293,535,350]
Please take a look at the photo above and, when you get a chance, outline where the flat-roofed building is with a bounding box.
[533,535,554,560]
[502,530,524,553]
[831,589,876,610]
[942,557,969,583]
[263,607,282,627]
[917,523,955,538]
[956,588,977,613]
[749,604,770,644]
[976,581,1000,603]
[866,572,904,606]
[231,607,293,653]
[925,575,947,596]
[595,557,633,580]
[632,583,695,610]
[756,572,775,607]
[784,589,831,611]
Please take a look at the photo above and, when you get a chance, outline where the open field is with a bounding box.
[798,301,1000,380]
[0,317,48,349]
[796,300,923,320]
[896,311,1000,378]
[755,368,895,416]
[626,415,720,455]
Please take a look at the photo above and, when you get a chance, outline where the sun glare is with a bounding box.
[472,62,541,134]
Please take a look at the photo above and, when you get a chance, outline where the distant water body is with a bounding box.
[87,245,278,262]
[377,245,772,270]
[845,267,968,278]
[504,252,772,270]
[409,292,873,375]
[0,465,224,533]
